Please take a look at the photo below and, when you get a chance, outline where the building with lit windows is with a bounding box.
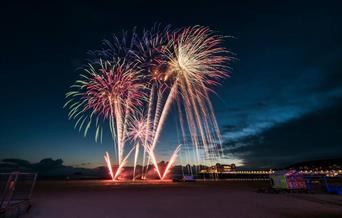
[198,163,273,180]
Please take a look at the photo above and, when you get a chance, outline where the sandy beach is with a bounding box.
[20,180,342,218]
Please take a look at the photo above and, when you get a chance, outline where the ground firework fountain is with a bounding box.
[64,25,231,181]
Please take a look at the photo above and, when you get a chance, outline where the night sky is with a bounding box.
[1,1,341,168]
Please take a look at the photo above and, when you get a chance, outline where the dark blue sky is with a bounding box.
[0,1,341,168]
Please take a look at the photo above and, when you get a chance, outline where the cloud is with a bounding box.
[223,101,342,168]
[219,40,342,167]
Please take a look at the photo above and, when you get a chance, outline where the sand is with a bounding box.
[22,180,342,218]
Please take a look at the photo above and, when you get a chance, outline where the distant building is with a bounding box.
[199,163,273,179]
[216,163,236,172]
[199,163,238,174]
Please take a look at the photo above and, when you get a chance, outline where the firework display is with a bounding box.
[65,25,231,181]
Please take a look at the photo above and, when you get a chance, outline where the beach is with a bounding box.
[22,180,342,218]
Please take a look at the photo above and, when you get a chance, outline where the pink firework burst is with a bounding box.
[84,61,145,118]
[128,114,153,145]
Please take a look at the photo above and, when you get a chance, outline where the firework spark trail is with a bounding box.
[176,98,193,174]
[141,85,155,178]
[145,145,162,179]
[104,152,115,181]
[203,87,224,156]
[176,97,187,147]
[152,89,164,136]
[113,100,123,164]
[151,83,178,151]
[164,25,230,163]
[187,81,210,157]
[186,146,193,175]
[144,83,178,176]
[161,144,181,180]
[141,147,147,179]
[180,85,201,163]
[119,98,132,164]
[133,143,140,180]
[143,89,165,172]
[199,101,215,156]
[196,90,221,159]
[144,88,164,176]
[128,114,154,179]
[177,97,197,175]
[113,146,135,180]
[109,101,118,163]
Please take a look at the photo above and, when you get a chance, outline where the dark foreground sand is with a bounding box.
[23,180,342,218]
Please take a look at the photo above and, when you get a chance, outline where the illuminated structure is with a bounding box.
[198,163,273,180]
